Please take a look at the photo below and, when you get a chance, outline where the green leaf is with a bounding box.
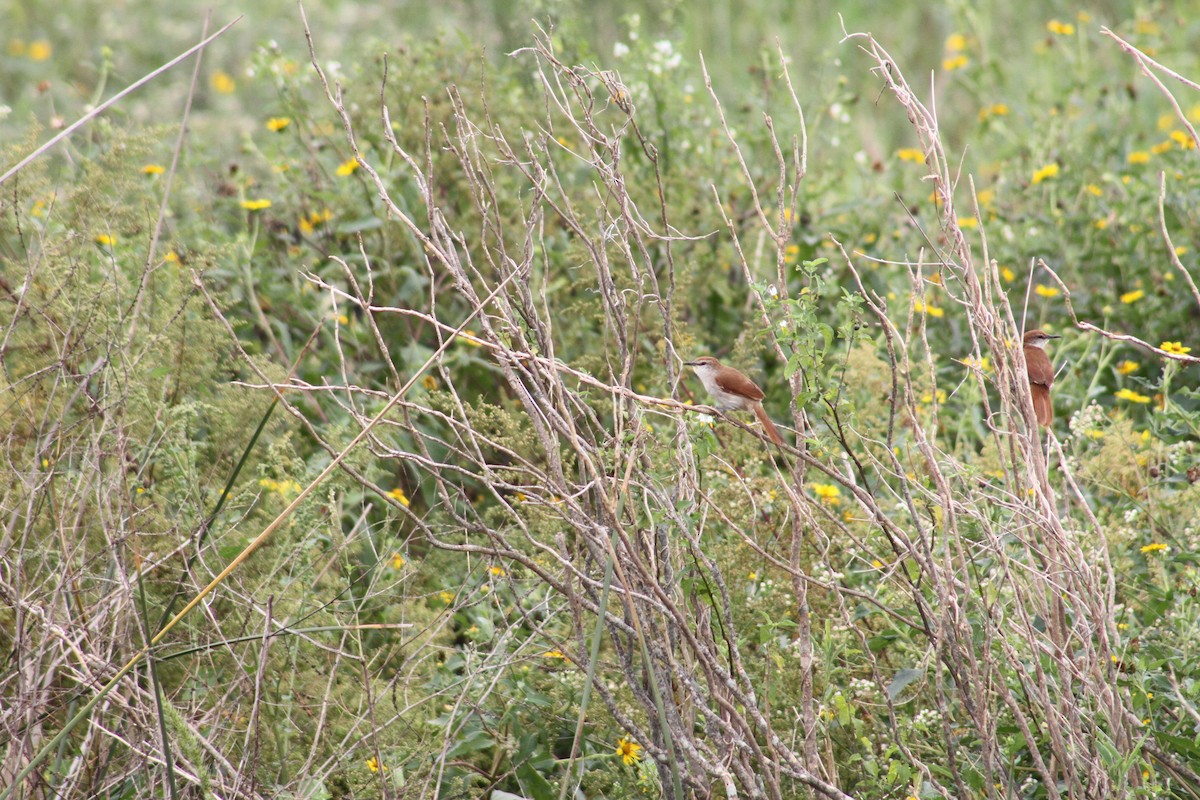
[886,668,923,701]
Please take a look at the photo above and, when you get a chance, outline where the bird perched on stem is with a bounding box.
[1022,329,1061,427]
[684,356,783,445]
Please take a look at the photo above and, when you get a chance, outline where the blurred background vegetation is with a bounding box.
[3,0,1200,798]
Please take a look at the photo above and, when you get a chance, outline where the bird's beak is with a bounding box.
[683,360,699,366]
[1046,334,1062,340]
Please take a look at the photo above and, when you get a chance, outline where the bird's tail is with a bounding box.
[1031,385,1053,427]
[754,403,785,445]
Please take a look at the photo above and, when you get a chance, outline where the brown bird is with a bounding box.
[1022,329,1061,427]
[684,356,784,444]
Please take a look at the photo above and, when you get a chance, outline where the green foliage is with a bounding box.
[4,2,1200,799]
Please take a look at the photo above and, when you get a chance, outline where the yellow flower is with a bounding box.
[920,390,948,405]
[1127,151,1151,164]
[958,216,978,229]
[1115,388,1151,403]
[1034,284,1060,298]
[1160,341,1192,355]
[391,552,406,569]
[1170,130,1197,149]
[1085,184,1103,196]
[945,33,968,52]
[1031,163,1059,184]
[422,375,438,391]
[241,199,272,211]
[141,164,165,175]
[1094,218,1109,230]
[489,566,506,577]
[210,70,236,94]
[95,234,117,246]
[1176,246,1188,256]
[542,649,566,659]
[1119,290,1144,304]
[1046,20,1075,35]
[366,756,386,773]
[1151,140,1173,155]
[28,40,52,61]
[896,148,925,163]
[615,738,642,765]
[439,591,454,604]
[336,158,359,176]
[266,117,292,132]
[913,299,945,318]
[387,487,411,507]
[1116,360,1139,375]
[978,103,1009,122]
[1135,19,1161,35]
[810,483,842,505]
[1001,266,1016,282]
[459,329,483,347]
[942,55,968,71]
[976,189,995,206]
[1140,542,1168,554]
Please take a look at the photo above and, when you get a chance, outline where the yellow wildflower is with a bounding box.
[1116,360,1139,375]
[1119,290,1144,304]
[542,649,566,659]
[615,738,642,765]
[391,552,406,569]
[141,164,165,175]
[897,148,925,163]
[489,566,506,577]
[1115,388,1151,404]
[387,488,411,507]
[1151,140,1173,155]
[96,234,117,246]
[1034,284,1060,298]
[945,33,968,52]
[942,55,968,71]
[913,300,945,318]
[978,104,1008,122]
[958,216,978,229]
[1127,151,1150,164]
[1170,130,1197,149]
[210,70,236,94]
[810,483,842,505]
[1160,341,1192,355]
[366,756,385,773]
[422,375,438,391]
[1046,20,1075,35]
[1094,219,1109,230]
[266,117,292,132]
[1031,163,1059,184]
[439,591,454,604]
[1085,184,1103,196]
[336,158,360,176]
[28,40,52,61]
[241,199,272,211]
[1001,266,1016,282]
[1140,542,1168,554]
[920,390,948,405]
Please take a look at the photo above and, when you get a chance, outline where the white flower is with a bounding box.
[613,42,629,58]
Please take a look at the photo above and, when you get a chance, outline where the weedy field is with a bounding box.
[2,1,1199,798]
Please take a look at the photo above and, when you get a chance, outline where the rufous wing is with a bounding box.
[714,369,765,402]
